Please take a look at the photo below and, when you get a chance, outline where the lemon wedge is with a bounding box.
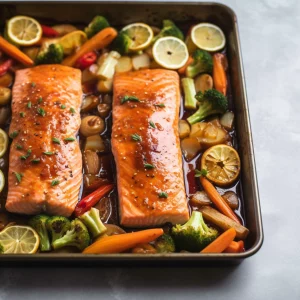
[58,30,87,55]
[152,36,189,69]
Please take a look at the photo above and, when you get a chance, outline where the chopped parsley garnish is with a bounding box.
[52,137,60,145]
[31,82,36,87]
[14,172,23,183]
[194,169,207,177]
[51,179,60,186]
[43,151,53,156]
[38,97,43,103]
[121,95,140,104]
[31,158,40,164]
[20,149,32,160]
[27,101,32,109]
[16,144,23,150]
[9,131,19,139]
[20,112,25,118]
[154,103,165,108]
[37,108,46,117]
[70,107,75,114]
[64,137,75,142]
[158,192,168,198]
[20,155,27,160]
[60,104,66,109]
[131,133,142,142]
[144,163,155,169]
[149,121,156,129]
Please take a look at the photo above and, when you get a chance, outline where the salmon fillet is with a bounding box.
[112,69,189,227]
[6,65,83,217]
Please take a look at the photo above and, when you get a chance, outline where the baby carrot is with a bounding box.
[200,176,241,224]
[201,228,236,253]
[62,27,117,67]
[178,56,193,75]
[213,53,227,95]
[224,240,240,253]
[83,228,164,254]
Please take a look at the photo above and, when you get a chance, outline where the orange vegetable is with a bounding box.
[201,228,236,253]
[200,176,241,224]
[224,241,240,253]
[178,56,193,75]
[237,240,245,252]
[213,53,227,95]
[0,36,34,66]
[83,228,163,254]
[62,27,117,67]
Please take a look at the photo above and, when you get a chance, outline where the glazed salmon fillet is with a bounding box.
[6,65,83,217]
[112,69,189,227]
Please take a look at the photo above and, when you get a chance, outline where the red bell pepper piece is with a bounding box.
[76,52,97,70]
[74,184,114,216]
[41,25,59,37]
[0,59,13,76]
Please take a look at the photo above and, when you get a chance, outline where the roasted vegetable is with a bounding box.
[132,53,150,70]
[178,120,190,139]
[97,103,111,118]
[85,16,110,39]
[152,20,184,43]
[28,214,51,252]
[96,79,113,93]
[111,31,132,55]
[46,216,71,245]
[222,191,239,210]
[132,243,157,254]
[97,51,120,80]
[84,134,105,152]
[115,56,133,73]
[190,191,212,207]
[83,150,100,175]
[0,87,11,105]
[181,77,197,110]
[0,59,13,76]
[154,234,175,253]
[187,89,228,125]
[35,43,64,65]
[52,219,90,251]
[194,74,213,93]
[81,95,99,112]
[79,207,107,238]
[171,211,219,252]
[186,49,213,78]
[181,137,202,161]
[80,115,105,137]
[220,111,234,131]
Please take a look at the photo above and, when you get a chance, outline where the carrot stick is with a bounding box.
[201,228,236,253]
[178,56,193,75]
[200,176,241,224]
[224,241,240,253]
[83,228,163,254]
[62,27,117,67]
[237,240,245,252]
[0,36,34,66]
[213,53,227,95]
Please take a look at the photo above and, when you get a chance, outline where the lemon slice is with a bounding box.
[7,16,42,46]
[122,23,154,51]
[201,145,240,186]
[58,30,87,55]
[0,225,40,254]
[153,36,189,69]
[191,23,226,52]
[0,128,8,158]
[0,170,4,193]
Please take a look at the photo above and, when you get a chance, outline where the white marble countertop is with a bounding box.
[1,0,300,299]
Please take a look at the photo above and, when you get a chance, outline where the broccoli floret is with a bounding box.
[187,89,228,125]
[186,49,213,78]
[182,77,197,110]
[52,219,90,251]
[35,43,64,65]
[171,211,219,252]
[78,207,107,238]
[154,234,175,253]
[152,19,184,43]
[111,31,132,55]
[85,16,110,39]
[46,216,71,245]
[28,214,51,252]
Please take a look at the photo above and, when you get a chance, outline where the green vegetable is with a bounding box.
[31,158,40,164]
[35,44,64,65]
[154,234,175,253]
[121,95,140,104]
[181,78,197,110]
[186,49,213,78]
[52,219,90,251]
[144,163,155,169]
[43,151,53,156]
[16,144,23,150]
[149,121,156,129]
[28,214,51,252]
[20,112,25,118]
[51,179,60,186]
[158,192,168,198]
[10,131,19,139]
[64,137,76,142]
[14,172,23,183]
[46,216,71,245]
[152,19,184,43]
[52,137,60,145]
[85,16,110,39]
[78,207,107,238]
[154,103,165,108]
[187,89,228,125]
[70,107,75,114]
[37,107,46,117]
[27,101,31,108]
[171,211,219,252]
[38,97,43,103]
[131,133,142,142]
[111,31,132,55]
[60,104,66,109]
